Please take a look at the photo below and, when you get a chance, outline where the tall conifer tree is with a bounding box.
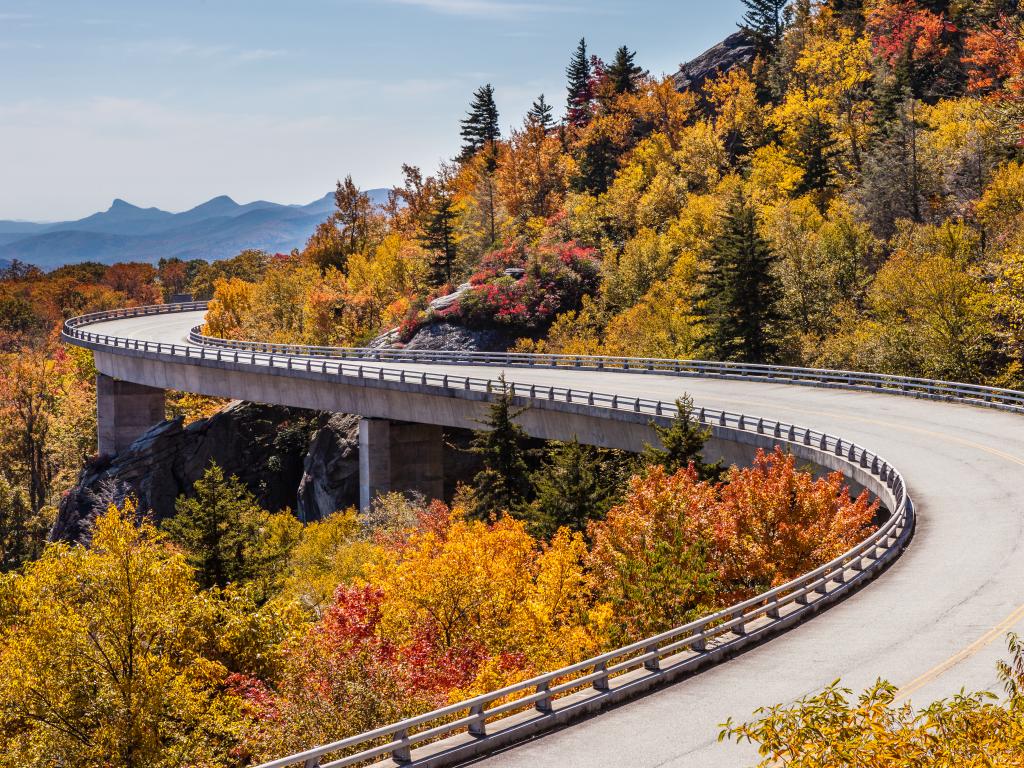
[527,93,555,132]
[698,190,783,363]
[606,45,645,94]
[470,377,532,516]
[565,38,593,128]
[740,0,791,53]
[459,84,501,162]
[420,191,457,287]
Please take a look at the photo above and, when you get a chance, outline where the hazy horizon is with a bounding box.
[1,0,744,221]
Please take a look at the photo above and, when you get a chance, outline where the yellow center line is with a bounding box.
[895,602,1024,701]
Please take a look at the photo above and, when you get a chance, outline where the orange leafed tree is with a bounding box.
[588,449,877,640]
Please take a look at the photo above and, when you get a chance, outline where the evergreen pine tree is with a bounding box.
[527,93,555,132]
[565,38,593,128]
[791,116,838,201]
[163,462,263,589]
[528,438,625,538]
[699,190,783,364]
[606,45,645,95]
[642,395,724,482]
[470,376,532,517]
[459,84,501,162]
[420,191,457,287]
[573,135,618,195]
[740,0,791,53]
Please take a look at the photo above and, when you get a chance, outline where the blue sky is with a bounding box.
[1,0,746,221]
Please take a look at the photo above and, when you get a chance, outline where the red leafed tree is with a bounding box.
[236,585,486,762]
[866,0,952,70]
[963,17,1024,99]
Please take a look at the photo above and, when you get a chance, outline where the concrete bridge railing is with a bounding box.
[62,302,916,768]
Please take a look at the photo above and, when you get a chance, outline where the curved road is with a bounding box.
[79,310,1024,767]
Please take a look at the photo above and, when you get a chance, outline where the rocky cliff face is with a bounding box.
[53,404,482,544]
[672,30,757,95]
[52,402,349,543]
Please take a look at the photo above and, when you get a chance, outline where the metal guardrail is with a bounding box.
[188,323,1024,415]
[61,302,916,768]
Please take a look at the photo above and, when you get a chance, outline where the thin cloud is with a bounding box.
[121,38,287,65]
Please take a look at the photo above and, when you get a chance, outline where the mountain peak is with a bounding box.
[109,198,139,211]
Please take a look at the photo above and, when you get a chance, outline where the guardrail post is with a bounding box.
[593,661,610,692]
[392,729,412,764]
[690,631,706,652]
[469,703,487,737]
[535,682,553,713]
[643,644,661,671]
[766,601,781,620]
[302,758,321,768]
[733,612,746,636]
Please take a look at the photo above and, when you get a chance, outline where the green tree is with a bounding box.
[699,190,784,363]
[528,438,626,538]
[565,38,593,128]
[470,377,532,517]
[740,0,791,53]
[606,45,646,95]
[791,115,837,201]
[163,462,265,589]
[459,84,501,162]
[643,395,724,482]
[420,189,458,287]
[527,93,555,132]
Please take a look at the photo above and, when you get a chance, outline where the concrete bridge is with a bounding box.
[62,303,1024,768]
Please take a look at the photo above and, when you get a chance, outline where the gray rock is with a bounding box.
[404,322,515,352]
[52,401,322,544]
[296,413,361,522]
[672,30,757,94]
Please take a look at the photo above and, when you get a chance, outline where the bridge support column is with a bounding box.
[358,419,444,511]
[96,373,165,457]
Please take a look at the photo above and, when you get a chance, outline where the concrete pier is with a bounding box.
[359,418,444,510]
[96,373,166,456]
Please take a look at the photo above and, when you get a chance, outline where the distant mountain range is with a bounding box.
[0,189,390,270]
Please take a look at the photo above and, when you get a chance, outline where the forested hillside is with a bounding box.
[2,0,1024,764]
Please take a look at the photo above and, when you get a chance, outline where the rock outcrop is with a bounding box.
[403,322,515,352]
[296,413,361,523]
[53,404,483,544]
[672,30,757,95]
[52,402,324,544]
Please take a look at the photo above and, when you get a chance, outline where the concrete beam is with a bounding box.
[96,373,165,457]
[359,419,444,510]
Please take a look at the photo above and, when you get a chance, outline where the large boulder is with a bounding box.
[672,30,757,94]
